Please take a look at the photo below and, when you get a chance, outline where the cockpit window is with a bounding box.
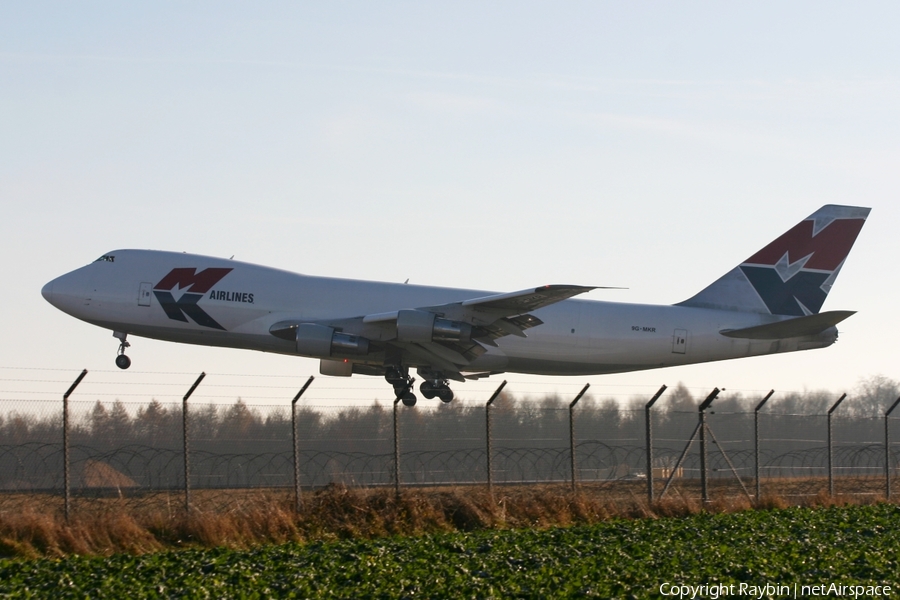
[95,255,115,263]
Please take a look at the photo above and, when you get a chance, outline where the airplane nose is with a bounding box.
[42,268,90,314]
[41,280,54,303]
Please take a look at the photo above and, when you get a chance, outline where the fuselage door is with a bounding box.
[138,282,152,307]
[672,329,687,354]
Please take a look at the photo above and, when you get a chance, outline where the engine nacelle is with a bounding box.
[320,358,353,377]
[396,309,472,343]
[293,323,370,358]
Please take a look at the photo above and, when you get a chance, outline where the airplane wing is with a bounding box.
[363,284,595,339]
[364,284,595,325]
[271,284,597,380]
[460,285,599,312]
[368,285,598,379]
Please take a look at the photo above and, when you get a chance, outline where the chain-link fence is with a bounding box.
[2,369,900,516]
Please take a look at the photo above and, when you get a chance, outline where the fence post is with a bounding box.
[827,393,847,497]
[62,369,88,523]
[291,376,315,513]
[885,396,900,499]
[485,381,507,497]
[393,397,401,494]
[754,390,774,503]
[569,384,590,492]
[182,372,206,512]
[645,385,667,503]
[698,388,720,503]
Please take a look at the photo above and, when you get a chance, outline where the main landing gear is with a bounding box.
[113,331,131,370]
[385,367,456,406]
[420,379,454,403]
[385,366,417,406]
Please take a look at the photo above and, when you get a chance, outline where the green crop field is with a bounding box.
[1,504,898,599]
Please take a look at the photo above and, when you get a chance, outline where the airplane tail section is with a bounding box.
[678,205,870,316]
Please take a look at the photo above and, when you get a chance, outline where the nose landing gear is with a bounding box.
[113,331,131,370]
[385,366,417,406]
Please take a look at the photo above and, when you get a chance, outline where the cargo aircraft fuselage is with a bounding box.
[42,205,870,404]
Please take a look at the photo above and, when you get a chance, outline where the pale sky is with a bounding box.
[2,2,898,407]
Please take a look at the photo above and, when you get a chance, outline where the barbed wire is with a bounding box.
[3,440,899,499]
[2,372,900,514]
[5,365,875,399]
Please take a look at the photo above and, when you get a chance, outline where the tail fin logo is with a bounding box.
[743,217,865,271]
[740,211,867,316]
[153,267,233,329]
[677,205,869,316]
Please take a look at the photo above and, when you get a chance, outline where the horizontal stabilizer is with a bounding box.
[719,310,855,340]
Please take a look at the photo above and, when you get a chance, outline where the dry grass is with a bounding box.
[0,482,893,558]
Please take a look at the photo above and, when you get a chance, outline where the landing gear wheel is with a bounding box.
[388,366,417,406]
[385,367,407,386]
[420,381,437,399]
[113,331,131,370]
[420,378,454,403]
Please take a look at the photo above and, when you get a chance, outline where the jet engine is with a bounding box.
[272,323,370,358]
[396,309,472,343]
[296,323,369,357]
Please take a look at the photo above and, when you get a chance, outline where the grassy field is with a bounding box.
[1,502,898,598]
[0,481,892,557]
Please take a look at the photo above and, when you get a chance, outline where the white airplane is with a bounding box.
[42,205,869,405]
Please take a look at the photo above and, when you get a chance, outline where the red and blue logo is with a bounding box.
[740,216,865,316]
[153,268,233,329]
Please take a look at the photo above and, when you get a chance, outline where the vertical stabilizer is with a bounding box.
[678,205,870,315]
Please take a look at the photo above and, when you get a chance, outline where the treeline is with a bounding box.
[1,376,897,452]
